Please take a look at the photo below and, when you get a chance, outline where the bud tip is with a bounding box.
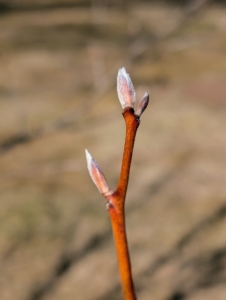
[85,148,93,175]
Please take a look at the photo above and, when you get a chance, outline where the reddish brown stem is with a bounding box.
[107,199,136,300]
[116,108,140,204]
[106,107,139,300]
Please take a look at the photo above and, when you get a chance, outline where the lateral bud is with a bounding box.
[135,92,149,117]
[117,67,136,110]
[85,149,113,197]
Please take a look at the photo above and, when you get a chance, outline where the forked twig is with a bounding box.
[85,68,149,300]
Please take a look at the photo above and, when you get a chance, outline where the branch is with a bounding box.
[86,67,149,300]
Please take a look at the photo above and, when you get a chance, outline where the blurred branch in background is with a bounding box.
[93,203,226,300]
[88,44,109,92]
[0,0,209,156]
[0,1,226,300]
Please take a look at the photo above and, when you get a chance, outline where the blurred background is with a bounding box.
[0,0,226,299]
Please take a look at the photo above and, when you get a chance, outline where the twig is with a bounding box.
[85,68,149,300]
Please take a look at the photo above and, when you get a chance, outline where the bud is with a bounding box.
[85,149,112,197]
[135,92,149,117]
[117,67,136,109]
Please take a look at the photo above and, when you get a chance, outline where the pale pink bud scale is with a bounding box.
[85,149,112,197]
[135,92,149,117]
[117,67,136,109]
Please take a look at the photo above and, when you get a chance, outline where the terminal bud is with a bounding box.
[117,67,136,110]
